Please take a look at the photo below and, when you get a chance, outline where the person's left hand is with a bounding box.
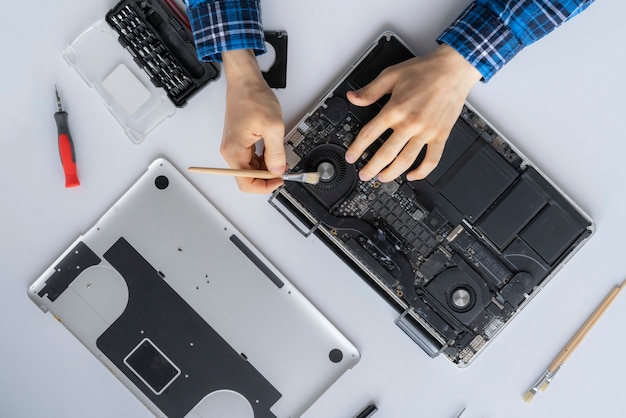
[220,49,286,194]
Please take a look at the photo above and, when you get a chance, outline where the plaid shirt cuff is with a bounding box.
[437,2,522,82]
[438,0,594,82]
[185,0,266,62]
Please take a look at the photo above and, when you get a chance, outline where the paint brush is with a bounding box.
[522,278,626,403]
[188,167,320,185]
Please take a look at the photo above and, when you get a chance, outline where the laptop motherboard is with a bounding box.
[270,33,594,366]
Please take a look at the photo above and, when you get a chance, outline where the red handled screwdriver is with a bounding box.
[54,86,80,188]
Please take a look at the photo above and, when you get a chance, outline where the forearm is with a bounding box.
[222,48,265,87]
[438,0,595,81]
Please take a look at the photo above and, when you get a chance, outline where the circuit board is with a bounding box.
[271,32,594,366]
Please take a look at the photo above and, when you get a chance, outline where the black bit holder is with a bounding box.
[106,0,220,107]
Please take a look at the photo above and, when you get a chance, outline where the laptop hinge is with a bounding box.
[269,189,320,237]
[395,308,446,358]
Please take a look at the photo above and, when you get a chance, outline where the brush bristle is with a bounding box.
[303,172,321,185]
[522,390,536,404]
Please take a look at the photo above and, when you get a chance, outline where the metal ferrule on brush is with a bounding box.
[542,364,562,389]
[528,364,561,395]
[527,372,550,395]
[282,173,308,183]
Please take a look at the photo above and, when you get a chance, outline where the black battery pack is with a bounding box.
[106,0,220,107]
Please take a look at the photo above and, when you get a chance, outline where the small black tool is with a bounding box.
[354,403,378,418]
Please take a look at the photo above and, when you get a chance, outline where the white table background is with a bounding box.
[2,1,625,417]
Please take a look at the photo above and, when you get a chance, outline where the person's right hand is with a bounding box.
[345,44,482,183]
[220,49,286,194]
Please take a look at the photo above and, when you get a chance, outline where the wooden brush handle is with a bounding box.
[188,167,280,179]
[547,279,625,372]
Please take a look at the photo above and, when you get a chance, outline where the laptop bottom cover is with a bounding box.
[29,158,360,417]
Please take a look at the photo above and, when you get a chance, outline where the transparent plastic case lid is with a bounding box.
[64,20,176,143]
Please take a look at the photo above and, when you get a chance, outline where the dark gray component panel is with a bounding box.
[520,204,584,265]
[98,237,281,418]
[477,166,592,268]
[518,169,591,265]
[426,119,479,185]
[440,144,519,222]
[477,176,547,249]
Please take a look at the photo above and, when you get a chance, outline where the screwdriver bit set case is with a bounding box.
[64,0,219,143]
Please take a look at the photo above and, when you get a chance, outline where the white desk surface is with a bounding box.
[2,1,625,417]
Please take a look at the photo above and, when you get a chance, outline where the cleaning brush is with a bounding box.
[188,167,320,185]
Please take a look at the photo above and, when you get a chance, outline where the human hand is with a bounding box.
[345,43,482,182]
[220,49,286,193]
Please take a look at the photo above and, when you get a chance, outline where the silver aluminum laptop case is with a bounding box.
[29,158,360,418]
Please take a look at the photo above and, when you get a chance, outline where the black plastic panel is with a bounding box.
[37,241,101,302]
[98,237,281,418]
[351,36,414,89]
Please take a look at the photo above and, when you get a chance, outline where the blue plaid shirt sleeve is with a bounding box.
[438,0,595,81]
[184,0,266,62]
